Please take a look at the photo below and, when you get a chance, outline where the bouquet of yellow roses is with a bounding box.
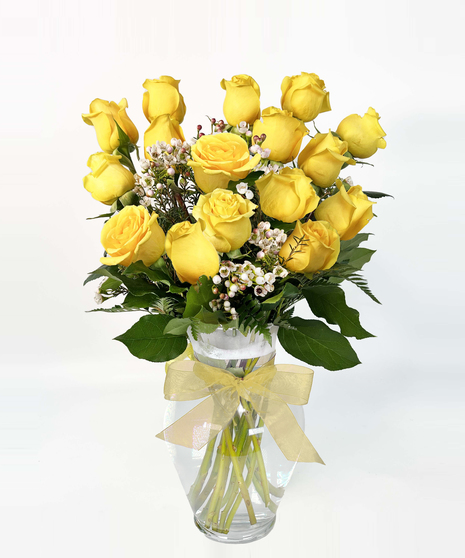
[82,72,388,542]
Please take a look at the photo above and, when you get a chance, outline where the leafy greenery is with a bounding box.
[84,265,158,296]
[115,314,187,362]
[303,285,374,339]
[363,191,394,199]
[278,317,361,370]
[183,276,216,318]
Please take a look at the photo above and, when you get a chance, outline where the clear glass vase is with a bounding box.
[163,326,305,544]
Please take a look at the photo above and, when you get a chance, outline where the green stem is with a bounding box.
[193,445,221,510]
[241,401,270,506]
[187,437,216,506]
[224,446,258,532]
[219,432,253,531]
[204,433,228,529]
[224,427,256,525]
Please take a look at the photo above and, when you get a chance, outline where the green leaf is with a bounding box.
[339,233,371,258]
[115,314,187,362]
[99,277,122,293]
[86,212,114,220]
[227,171,263,191]
[84,265,157,296]
[87,305,139,313]
[268,218,297,233]
[163,317,192,336]
[123,261,171,286]
[303,285,374,339]
[114,120,131,148]
[363,191,394,199]
[123,292,161,309]
[347,248,375,270]
[183,275,215,318]
[278,317,361,370]
[225,249,242,259]
[168,284,188,294]
[194,307,228,324]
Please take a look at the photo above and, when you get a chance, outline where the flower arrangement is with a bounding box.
[82,72,389,541]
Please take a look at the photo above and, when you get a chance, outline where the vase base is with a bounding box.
[194,515,276,544]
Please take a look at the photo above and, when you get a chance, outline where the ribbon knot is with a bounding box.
[156,356,324,464]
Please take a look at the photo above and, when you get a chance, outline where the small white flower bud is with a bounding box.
[257,251,265,259]
[255,276,265,285]
[213,275,222,285]
[167,167,175,176]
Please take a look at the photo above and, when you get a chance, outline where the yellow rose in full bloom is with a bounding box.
[281,72,331,122]
[220,74,261,126]
[336,107,387,159]
[100,206,165,267]
[83,152,135,205]
[165,221,220,284]
[188,133,261,193]
[252,107,308,163]
[192,190,257,253]
[298,131,355,187]
[279,219,340,274]
[314,180,375,240]
[144,115,185,158]
[82,98,139,153]
[142,76,186,124]
[256,167,319,223]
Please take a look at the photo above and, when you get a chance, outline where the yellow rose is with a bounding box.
[82,98,139,153]
[281,72,331,122]
[314,180,375,240]
[142,76,186,124]
[100,206,165,267]
[83,152,135,205]
[192,190,257,253]
[336,107,387,159]
[279,219,340,273]
[220,74,261,126]
[256,167,319,223]
[144,115,185,158]
[165,221,219,284]
[252,107,308,163]
[298,131,355,187]
[188,133,261,193]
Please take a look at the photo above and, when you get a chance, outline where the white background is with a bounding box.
[1,0,464,556]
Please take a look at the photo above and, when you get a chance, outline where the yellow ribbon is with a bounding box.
[156,356,324,464]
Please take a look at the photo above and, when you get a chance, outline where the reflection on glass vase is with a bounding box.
[163,326,305,544]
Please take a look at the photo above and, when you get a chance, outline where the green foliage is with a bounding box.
[99,276,122,294]
[303,285,374,339]
[363,191,394,199]
[123,293,161,309]
[84,265,158,296]
[183,276,216,318]
[228,171,263,192]
[115,314,187,362]
[163,317,192,336]
[123,261,171,286]
[278,317,361,370]
[268,218,297,233]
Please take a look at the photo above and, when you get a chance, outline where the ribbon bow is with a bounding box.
[156,357,324,464]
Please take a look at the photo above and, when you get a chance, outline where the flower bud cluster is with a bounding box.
[248,222,288,259]
[145,138,195,169]
[209,260,285,316]
[236,182,254,200]
[249,144,271,159]
[133,138,196,208]
[254,161,283,174]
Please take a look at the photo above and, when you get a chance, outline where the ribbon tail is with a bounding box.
[164,343,194,373]
[250,394,325,464]
[156,395,234,451]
